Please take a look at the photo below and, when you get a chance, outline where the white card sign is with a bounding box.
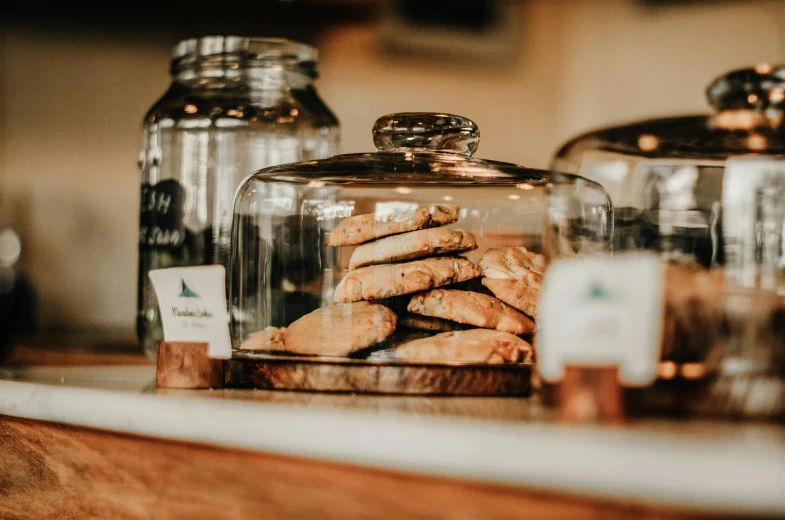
[537,253,664,387]
[148,265,232,359]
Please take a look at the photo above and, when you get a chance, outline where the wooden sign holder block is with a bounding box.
[557,365,624,425]
[156,341,224,389]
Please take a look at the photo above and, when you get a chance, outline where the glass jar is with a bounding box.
[137,36,340,359]
[552,64,785,268]
[227,112,611,390]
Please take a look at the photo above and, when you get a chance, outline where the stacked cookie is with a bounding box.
[478,246,546,321]
[240,301,398,355]
[330,205,478,304]
[328,204,534,364]
[242,204,476,357]
[241,205,540,365]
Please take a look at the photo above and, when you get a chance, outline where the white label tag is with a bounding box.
[148,265,232,359]
[537,253,664,387]
[723,157,785,292]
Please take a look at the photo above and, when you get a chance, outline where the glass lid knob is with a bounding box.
[706,64,785,112]
[372,113,480,156]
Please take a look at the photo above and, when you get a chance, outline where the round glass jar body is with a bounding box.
[229,113,611,364]
[552,65,785,268]
[138,36,340,359]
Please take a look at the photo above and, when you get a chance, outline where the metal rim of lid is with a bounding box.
[172,36,318,63]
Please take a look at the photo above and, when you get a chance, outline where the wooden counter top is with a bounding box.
[1,345,784,519]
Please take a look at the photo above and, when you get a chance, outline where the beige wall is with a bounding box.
[318,1,567,165]
[556,0,784,138]
[1,30,171,329]
[2,0,785,331]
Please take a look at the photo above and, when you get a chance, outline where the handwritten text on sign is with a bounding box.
[139,179,187,250]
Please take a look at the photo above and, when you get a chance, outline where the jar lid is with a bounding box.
[253,112,582,187]
[171,36,318,76]
[554,64,785,164]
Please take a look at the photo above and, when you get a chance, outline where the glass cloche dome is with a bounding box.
[552,64,785,268]
[228,112,612,377]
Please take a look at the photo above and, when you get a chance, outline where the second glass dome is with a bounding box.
[552,64,785,268]
[229,113,611,360]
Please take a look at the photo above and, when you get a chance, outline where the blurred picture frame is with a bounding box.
[379,0,520,62]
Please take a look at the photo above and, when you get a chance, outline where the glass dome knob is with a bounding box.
[706,64,785,112]
[372,113,480,156]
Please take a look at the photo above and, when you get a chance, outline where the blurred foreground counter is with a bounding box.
[0,342,784,519]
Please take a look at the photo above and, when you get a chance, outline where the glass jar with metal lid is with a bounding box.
[137,36,340,359]
[225,112,611,395]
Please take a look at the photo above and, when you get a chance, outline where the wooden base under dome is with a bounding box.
[226,352,532,396]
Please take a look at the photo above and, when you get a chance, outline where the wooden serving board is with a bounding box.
[226,352,532,396]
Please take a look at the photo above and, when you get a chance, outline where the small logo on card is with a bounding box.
[588,283,611,301]
[179,279,200,298]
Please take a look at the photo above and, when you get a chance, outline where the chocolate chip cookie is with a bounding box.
[407,289,535,334]
[333,257,480,303]
[348,228,476,269]
[479,246,547,279]
[283,301,397,356]
[392,329,533,364]
[326,204,459,247]
[481,269,542,319]
[239,326,287,351]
